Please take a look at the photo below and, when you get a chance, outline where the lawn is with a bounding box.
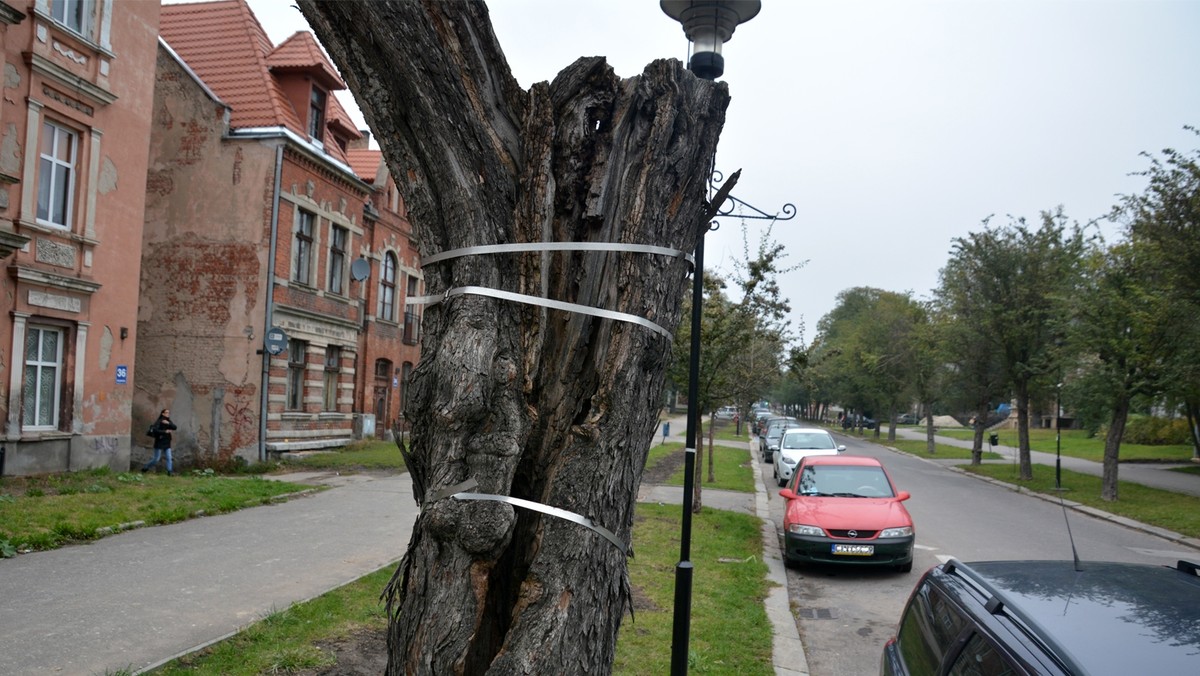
[887,439,1003,461]
[0,468,310,556]
[958,463,1200,539]
[149,503,773,675]
[666,444,756,493]
[935,428,1193,462]
[284,439,407,471]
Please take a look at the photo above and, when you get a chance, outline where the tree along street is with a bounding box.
[762,431,1197,676]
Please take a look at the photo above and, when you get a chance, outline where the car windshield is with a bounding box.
[797,465,894,498]
[781,432,835,450]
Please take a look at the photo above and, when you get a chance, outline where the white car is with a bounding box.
[772,428,845,486]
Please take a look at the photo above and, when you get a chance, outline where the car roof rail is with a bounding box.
[1176,560,1200,577]
[940,559,1076,675]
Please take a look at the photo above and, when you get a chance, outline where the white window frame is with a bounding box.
[23,325,64,429]
[37,121,77,229]
[50,0,94,38]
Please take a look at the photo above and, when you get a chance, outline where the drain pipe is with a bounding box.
[259,143,284,463]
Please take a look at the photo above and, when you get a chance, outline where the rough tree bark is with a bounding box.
[298,2,729,673]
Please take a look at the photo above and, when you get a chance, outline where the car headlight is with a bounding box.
[880,526,913,538]
[781,455,798,465]
[787,524,826,537]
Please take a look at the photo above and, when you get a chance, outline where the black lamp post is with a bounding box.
[660,2,760,674]
[1055,382,1063,490]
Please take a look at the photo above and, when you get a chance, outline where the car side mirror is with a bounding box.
[896,490,911,501]
[779,488,797,499]
[837,445,846,452]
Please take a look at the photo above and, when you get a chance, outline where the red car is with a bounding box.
[778,455,915,572]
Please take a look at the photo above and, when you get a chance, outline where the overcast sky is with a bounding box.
[242,0,1200,345]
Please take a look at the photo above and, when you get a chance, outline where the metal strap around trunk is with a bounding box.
[423,478,627,554]
[420,241,694,268]
[407,285,672,340]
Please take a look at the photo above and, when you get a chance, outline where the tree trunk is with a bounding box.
[707,413,715,483]
[1187,398,1200,460]
[1101,395,1130,502]
[1015,382,1033,480]
[298,2,729,673]
[922,401,935,455]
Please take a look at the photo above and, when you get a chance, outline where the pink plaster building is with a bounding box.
[0,0,161,475]
[142,0,421,467]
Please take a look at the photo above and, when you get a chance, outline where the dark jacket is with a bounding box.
[152,416,177,450]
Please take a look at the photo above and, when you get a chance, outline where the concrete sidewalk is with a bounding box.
[0,472,416,676]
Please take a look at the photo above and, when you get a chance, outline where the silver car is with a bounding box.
[772,428,845,486]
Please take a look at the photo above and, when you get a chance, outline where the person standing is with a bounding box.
[142,408,178,476]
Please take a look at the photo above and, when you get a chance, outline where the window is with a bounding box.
[308,87,327,143]
[294,210,315,284]
[948,634,1018,676]
[286,339,307,411]
[328,225,347,294]
[50,0,93,36]
[379,253,397,321]
[23,326,64,429]
[374,358,392,379]
[37,122,77,228]
[323,346,340,411]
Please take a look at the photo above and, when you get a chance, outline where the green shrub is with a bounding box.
[1110,415,1191,445]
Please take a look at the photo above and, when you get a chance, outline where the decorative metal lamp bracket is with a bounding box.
[708,169,796,231]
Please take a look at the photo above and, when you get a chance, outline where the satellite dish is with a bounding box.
[351,258,371,282]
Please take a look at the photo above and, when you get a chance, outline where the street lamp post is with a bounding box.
[660,2,760,674]
[1055,382,1063,490]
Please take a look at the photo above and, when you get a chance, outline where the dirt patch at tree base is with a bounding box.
[297,626,389,675]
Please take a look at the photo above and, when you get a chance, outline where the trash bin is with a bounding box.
[989,433,999,447]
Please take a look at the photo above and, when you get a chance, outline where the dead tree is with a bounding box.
[298,2,730,672]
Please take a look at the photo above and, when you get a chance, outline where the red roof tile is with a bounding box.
[346,148,383,184]
[160,0,361,154]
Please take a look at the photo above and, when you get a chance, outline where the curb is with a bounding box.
[884,444,1200,553]
[747,437,810,676]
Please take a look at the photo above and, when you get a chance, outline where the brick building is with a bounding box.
[142,0,420,467]
[0,0,161,475]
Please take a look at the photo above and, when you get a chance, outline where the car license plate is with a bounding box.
[832,544,874,556]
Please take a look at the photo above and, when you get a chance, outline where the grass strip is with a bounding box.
[935,428,1192,462]
[958,463,1200,539]
[153,565,394,675]
[666,444,755,493]
[0,469,309,554]
[888,439,1002,461]
[286,439,408,471]
[614,504,773,674]
[147,504,774,675]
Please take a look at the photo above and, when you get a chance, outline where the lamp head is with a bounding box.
[661,0,762,80]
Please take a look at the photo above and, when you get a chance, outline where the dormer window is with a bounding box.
[308,86,327,145]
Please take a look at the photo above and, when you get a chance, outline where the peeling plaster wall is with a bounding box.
[135,45,273,465]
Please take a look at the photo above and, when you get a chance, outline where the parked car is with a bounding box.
[778,455,914,571]
[760,417,798,462]
[894,413,920,425]
[881,558,1200,675]
[841,414,877,430]
[772,427,844,486]
[714,405,737,420]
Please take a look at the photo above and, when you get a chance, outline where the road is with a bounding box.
[760,430,1199,676]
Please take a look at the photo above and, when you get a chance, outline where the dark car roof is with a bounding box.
[943,559,1200,675]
